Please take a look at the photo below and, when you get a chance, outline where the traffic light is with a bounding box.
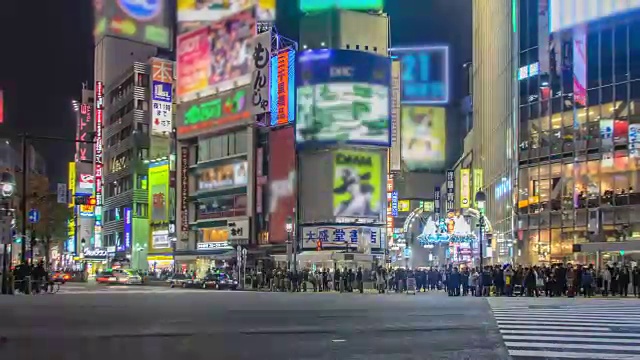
[316,240,322,251]
[75,195,95,205]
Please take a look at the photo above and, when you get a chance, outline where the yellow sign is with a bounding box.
[398,200,411,212]
[68,162,76,208]
[421,201,434,212]
[473,168,483,205]
[460,169,471,208]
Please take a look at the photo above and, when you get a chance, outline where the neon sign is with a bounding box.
[94,81,104,247]
[392,46,449,105]
[177,87,249,138]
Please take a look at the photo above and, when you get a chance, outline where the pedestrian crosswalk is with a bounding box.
[488,297,640,359]
[56,285,196,295]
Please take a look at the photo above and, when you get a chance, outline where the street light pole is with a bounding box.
[20,135,28,264]
[285,216,294,272]
[475,191,487,269]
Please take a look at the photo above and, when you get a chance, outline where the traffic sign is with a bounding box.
[28,209,40,223]
[0,216,11,244]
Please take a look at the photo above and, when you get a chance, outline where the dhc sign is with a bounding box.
[392,46,449,105]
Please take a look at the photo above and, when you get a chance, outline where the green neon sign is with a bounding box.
[183,89,247,126]
[300,0,384,12]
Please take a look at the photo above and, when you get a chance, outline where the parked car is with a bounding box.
[200,273,238,290]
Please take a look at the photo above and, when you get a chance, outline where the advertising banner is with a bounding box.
[573,25,587,107]
[250,31,271,115]
[434,186,441,215]
[296,49,391,147]
[152,80,173,135]
[392,46,449,105]
[178,1,274,34]
[270,49,296,126]
[268,127,296,244]
[550,0,640,33]
[301,225,381,249]
[197,161,248,191]
[199,194,247,220]
[300,0,384,12]
[333,150,382,218]
[77,104,94,162]
[390,60,402,171]
[460,169,470,209]
[94,81,104,212]
[446,170,454,212]
[149,160,169,223]
[398,200,410,212]
[401,106,446,170]
[176,86,250,139]
[391,190,398,217]
[77,174,94,194]
[472,169,483,205]
[124,207,132,251]
[176,9,256,102]
[0,90,3,124]
[68,162,76,209]
[227,219,249,241]
[152,230,170,249]
[630,124,640,158]
[180,147,190,232]
[93,0,172,49]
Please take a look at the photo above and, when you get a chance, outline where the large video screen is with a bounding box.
[94,0,172,49]
[550,0,640,33]
[177,8,256,102]
[333,150,383,218]
[392,46,449,105]
[197,161,248,191]
[296,49,390,147]
[401,106,446,171]
[177,1,274,34]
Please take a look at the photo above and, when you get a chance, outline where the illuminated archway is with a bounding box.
[401,207,494,236]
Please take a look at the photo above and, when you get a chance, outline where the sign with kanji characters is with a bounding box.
[151,80,173,135]
[446,170,455,211]
[227,219,249,241]
[301,225,381,249]
[250,30,271,115]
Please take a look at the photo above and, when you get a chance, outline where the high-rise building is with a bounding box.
[467,0,518,263]
[514,1,640,266]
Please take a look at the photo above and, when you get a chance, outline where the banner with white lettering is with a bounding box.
[250,31,271,115]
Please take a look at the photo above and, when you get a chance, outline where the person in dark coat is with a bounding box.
[448,268,461,296]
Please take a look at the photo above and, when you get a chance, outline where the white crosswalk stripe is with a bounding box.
[488,297,640,359]
[56,285,198,295]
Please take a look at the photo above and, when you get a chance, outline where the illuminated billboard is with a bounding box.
[180,146,190,232]
[333,150,383,218]
[177,1,274,34]
[300,0,384,12]
[268,127,295,244]
[296,49,390,147]
[176,9,256,102]
[550,0,640,33]
[460,169,470,209]
[0,90,3,124]
[176,86,250,139]
[392,46,449,105]
[401,106,446,171]
[270,49,296,126]
[149,160,169,223]
[197,161,248,191]
[77,104,94,162]
[94,81,104,247]
[93,0,172,49]
[151,58,174,135]
[249,30,271,115]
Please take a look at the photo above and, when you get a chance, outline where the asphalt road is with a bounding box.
[0,289,509,360]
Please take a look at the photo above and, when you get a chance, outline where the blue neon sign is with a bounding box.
[393,46,449,104]
[124,207,132,250]
[117,0,162,21]
[391,191,399,217]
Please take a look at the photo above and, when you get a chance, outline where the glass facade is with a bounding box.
[517,0,640,265]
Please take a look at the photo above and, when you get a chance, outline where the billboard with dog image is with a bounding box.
[401,106,446,171]
[333,150,383,218]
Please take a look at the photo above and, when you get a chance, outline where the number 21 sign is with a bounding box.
[392,46,449,105]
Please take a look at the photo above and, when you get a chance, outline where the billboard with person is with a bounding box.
[333,150,383,218]
[401,106,446,171]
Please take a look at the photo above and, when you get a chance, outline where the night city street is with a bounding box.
[0,290,509,360]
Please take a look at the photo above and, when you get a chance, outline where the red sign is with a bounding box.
[95,81,104,208]
[276,51,290,125]
[268,127,295,244]
[180,146,190,232]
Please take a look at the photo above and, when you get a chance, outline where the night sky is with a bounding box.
[0,0,470,185]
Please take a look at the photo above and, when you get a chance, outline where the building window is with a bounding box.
[356,45,360,50]
[373,47,378,52]
[135,203,148,217]
[137,174,148,190]
[346,44,350,49]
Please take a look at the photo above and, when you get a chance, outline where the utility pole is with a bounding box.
[21,134,28,264]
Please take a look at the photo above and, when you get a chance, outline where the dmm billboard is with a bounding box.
[296,49,390,147]
[392,46,449,105]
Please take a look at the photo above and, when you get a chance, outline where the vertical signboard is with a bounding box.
[250,31,271,115]
[268,127,296,243]
[390,60,402,171]
[94,81,104,246]
[150,160,170,223]
[434,186,441,216]
[630,124,640,158]
[460,169,470,208]
[573,25,587,107]
[68,162,76,208]
[446,170,454,212]
[180,146,190,233]
[256,147,264,214]
[270,49,296,126]
[0,90,4,124]
[472,168,483,205]
[77,104,94,162]
[124,207,132,251]
[151,80,173,135]
[391,190,399,217]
